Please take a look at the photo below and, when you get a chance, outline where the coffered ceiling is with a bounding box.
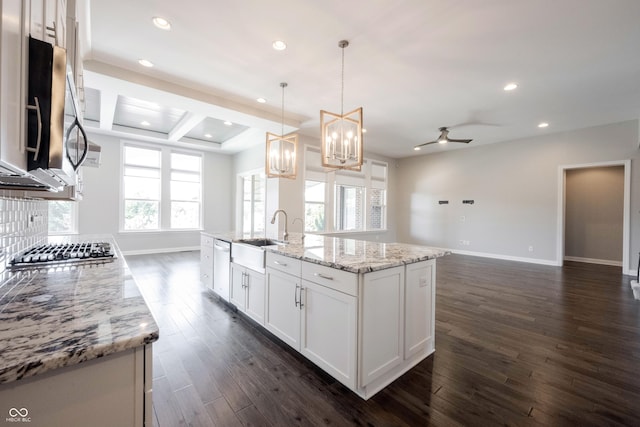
[82,0,640,157]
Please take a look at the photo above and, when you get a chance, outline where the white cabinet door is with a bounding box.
[405,260,435,359]
[359,266,404,387]
[301,279,357,389]
[30,0,65,46]
[230,263,265,325]
[229,263,246,310]
[265,268,301,350]
[245,268,265,325]
[0,0,28,171]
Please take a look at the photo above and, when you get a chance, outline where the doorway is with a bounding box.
[556,160,630,273]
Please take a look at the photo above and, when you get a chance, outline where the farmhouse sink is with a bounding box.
[236,238,284,247]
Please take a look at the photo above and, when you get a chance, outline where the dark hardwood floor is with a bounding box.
[125,251,640,426]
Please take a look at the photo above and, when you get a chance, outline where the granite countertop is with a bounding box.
[205,231,449,274]
[0,235,158,385]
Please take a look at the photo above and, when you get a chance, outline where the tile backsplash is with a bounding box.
[0,190,48,272]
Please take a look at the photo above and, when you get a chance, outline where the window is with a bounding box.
[304,146,388,233]
[335,184,364,231]
[304,180,325,231]
[123,145,161,230]
[122,143,202,231]
[170,152,201,229]
[369,188,386,230]
[240,172,265,234]
[48,201,78,234]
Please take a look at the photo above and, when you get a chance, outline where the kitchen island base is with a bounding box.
[0,345,152,427]
[262,253,437,400]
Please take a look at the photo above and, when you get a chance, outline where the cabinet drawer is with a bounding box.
[201,245,213,264]
[201,234,214,247]
[301,261,358,296]
[266,252,301,276]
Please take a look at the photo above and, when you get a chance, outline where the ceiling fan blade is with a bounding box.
[447,138,472,144]
[414,140,438,149]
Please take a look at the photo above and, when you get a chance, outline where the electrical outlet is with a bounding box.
[466,240,471,246]
[460,240,464,245]
[460,215,466,223]
[528,246,534,252]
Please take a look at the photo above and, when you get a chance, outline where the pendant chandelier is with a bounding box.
[320,40,363,171]
[266,82,298,179]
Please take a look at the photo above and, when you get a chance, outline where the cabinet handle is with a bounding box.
[294,284,299,307]
[299,287,305,310]
[274,260,287,267]
[314,273,334,281]
[25,97,43,161]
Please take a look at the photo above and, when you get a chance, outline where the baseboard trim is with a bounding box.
[563,256,623,267]
[449,249,559,266]
[121,246,200,256]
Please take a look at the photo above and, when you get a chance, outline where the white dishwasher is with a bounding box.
[213,239,231,301]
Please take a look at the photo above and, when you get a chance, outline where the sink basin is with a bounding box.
[237,238,285,247]
[232,239,287,273]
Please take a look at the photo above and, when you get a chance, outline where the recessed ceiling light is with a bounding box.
[503,82,518,91]
[538,122,549,128]
[413,146,421,151]
[141,120,151,126]
[152,16,171,30]
[138,59,154,68]
[204,133,212,138]
[362,128,367,133]
[224,121,232,126]
[256,98,266,103]
[272,40,287,51]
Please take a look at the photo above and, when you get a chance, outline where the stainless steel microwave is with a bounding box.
[26,36,88,189]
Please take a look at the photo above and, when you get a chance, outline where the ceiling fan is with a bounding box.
[414,127,473,151]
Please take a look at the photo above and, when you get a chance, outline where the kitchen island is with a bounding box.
[206,232,448,399]
[0,236,158,427]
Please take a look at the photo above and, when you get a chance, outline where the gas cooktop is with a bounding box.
[10,242,116,270]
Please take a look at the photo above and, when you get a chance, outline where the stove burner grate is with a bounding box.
[9,242,115,269]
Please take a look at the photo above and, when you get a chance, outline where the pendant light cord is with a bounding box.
[280,82,286,136]
[340,45,345,116]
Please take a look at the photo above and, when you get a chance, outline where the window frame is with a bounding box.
[236,168,266,235]
[303,145,388,234]
[120,141,203,233]
[48,200,79,235]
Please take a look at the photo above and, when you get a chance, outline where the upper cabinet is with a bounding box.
[30,0,67,47]
[0,0,29,175]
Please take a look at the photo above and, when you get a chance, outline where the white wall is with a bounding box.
[79,133,233,254]
[396,120,640,271]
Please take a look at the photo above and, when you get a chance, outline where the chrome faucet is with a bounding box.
[270,209,288,242]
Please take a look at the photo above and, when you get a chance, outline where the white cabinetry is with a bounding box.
[230,262,265,325]
[404,259,435,359]
[30,0,66,47]
[0,0,28,174]
[200,234,214,290]
[301,277,357,389]
[0,345,152,427]
[359,266,404,387]
[265,256,358,389]
[263,252,437,400]
[265,253,301,350]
